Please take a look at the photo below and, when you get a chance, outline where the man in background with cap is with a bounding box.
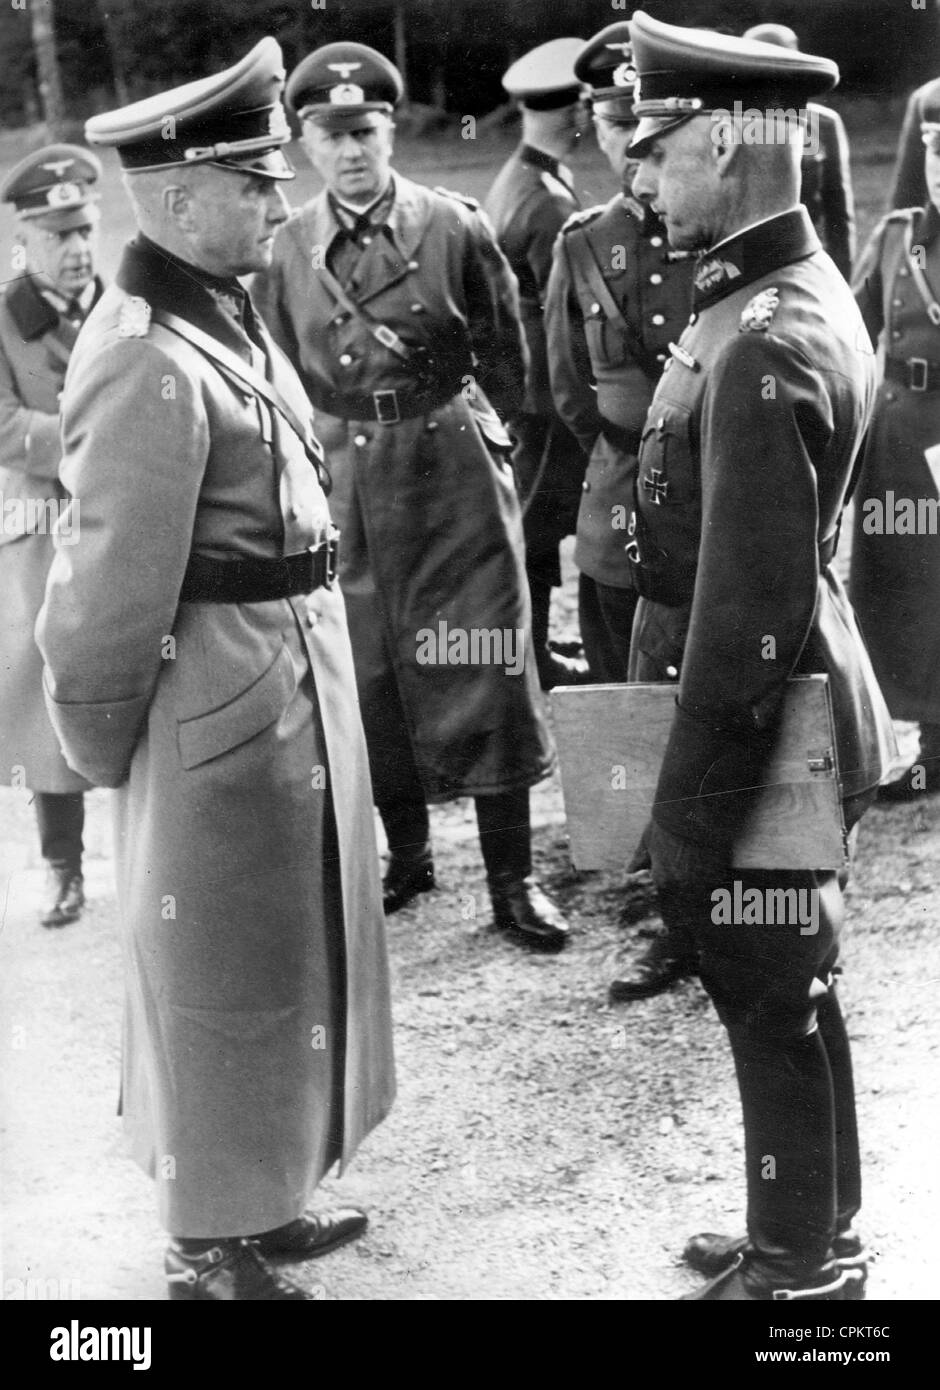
[744,22,856,280]
[624,12,895,1301]
[253,42,570,952]
[889,74,940,209]
[36,38,394,1301]
[545,24,695,1002]
[483,38,589,691]
[0,146,100,929]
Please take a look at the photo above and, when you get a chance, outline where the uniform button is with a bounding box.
[884,391,896,402]
[650,235,663,247]
[354,433,368,447]
[582,480,590,492]
[362,235,372,245]
[649,272,663,285]
[410,303,424,313]
[339,352,353,366]
[656,352,666,362]
[651,313,665,326]
[332,314,347,326]
[407,260,419,271]
[688,313,698,325]
[898,268,910,278]
[665,664,678,679]
[890,330,901,340]
[426,420,439,432]
[892,298,903,308]
[590,301,601,315]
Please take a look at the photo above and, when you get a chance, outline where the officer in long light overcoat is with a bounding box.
[252,43,568,952]
[0,147,99,927]
[36,40,394,1301]
[850,92,940,798]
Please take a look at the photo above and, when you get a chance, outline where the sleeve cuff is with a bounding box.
[42,681,150,788]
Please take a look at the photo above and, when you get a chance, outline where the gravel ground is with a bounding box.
[2,552,938,1302]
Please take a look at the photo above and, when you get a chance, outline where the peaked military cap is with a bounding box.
[1,143,102,229]
[574,22,637,121]
[287,43,403,127]
[628,10,838,156]
[84,37,294,180]
[501,38,585,111]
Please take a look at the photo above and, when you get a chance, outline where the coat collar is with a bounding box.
[692,207,820,311]
[298,173,434,272]
[115,235,254,360]
[6,272,104,341]
[519,144,575,197]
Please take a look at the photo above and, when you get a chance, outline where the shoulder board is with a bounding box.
[739,287,780,334]
[434,186,480,211]
[539,169,575,199]
[117,295,152,339]
[560,205,604,236]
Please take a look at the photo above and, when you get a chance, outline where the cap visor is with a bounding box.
[23,202,101,230]
[216,148,295,180]
[629,113,693,155]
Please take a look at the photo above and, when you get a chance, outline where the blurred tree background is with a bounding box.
[1,0,937,134]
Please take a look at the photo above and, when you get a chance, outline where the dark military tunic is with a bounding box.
[0,274,99,793]
[850,203,940,724]
[484,144,586,567]
[627,208,895,855]
[252,174,553,801]
[545,195,695,589]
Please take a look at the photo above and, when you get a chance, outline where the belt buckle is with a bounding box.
[374,389,400,424]
[909,357,928,392]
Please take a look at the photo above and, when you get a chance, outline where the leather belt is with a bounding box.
[179,533,340,603]
[884,356,940,392]
[306,382,459,424]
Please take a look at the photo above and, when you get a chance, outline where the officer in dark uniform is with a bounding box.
[890,75,940,209]
[544,24,696,1000]
[484,39,589,690]
[625,12,896,1301]
[744,23,856,280]
[0,147,100,927]
[252,43,569,951]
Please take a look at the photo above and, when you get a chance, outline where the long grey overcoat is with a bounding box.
[251,175,554,803]
[36,238,395,1238]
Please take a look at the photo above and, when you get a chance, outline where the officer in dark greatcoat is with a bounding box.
[744,24,856,280]
[544,23,696,1000]
[484,39,589,689]
[37,39,395,1300]
[850,93,940,798]
[625,13,895,1301]
[251,44,568,951]
[0,148,99,927]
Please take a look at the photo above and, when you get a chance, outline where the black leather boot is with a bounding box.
[476,789,569,951]
[681,1249,863,1301]
[530,576,588,690]
[378,797,435,914]
[165,1238,321,1300]
[608,930,695,1001]
[41,861,84,928]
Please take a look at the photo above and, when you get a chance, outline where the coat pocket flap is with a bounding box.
[178,643,296,770]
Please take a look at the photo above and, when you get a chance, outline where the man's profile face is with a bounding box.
[301,114,394,204]
[926,141,940,215]
[176,166,290,276]
[592,112,639,184]
[631,117,722,252]
[19,216,98,298]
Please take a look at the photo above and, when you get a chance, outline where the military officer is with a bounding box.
[625,13,896,1300]
[544,23,696,1000]
[890,76,940,209]
[36,39,395,1300]
[850,92,940,798]
[483,38,590,690]
[744,23,856,280]
[0,147,99,927]
[252,43,569,951]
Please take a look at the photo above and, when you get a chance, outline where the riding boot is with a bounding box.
[377,795,434,914]
[476,788,568,951]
